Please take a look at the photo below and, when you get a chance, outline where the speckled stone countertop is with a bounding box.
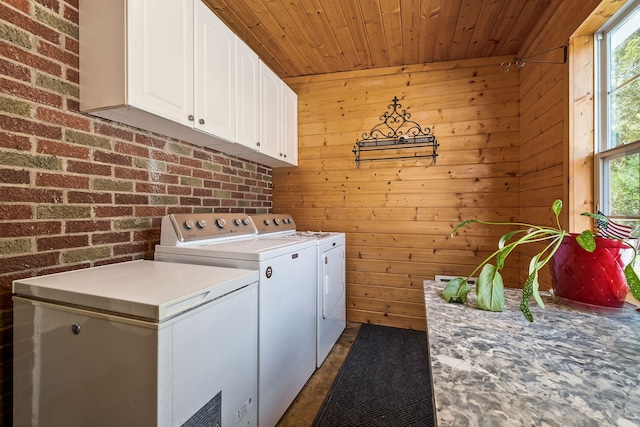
[423,280,640,427]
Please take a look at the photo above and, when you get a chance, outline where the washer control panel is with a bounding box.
[161,213,255,244]
[249,214,296,235]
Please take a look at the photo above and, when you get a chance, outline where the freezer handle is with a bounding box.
[164,291,211,318]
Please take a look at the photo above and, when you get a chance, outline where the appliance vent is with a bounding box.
[434,275,478,285]
[181,391,221,427]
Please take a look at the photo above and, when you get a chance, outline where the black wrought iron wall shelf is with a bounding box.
[353,97,438,168]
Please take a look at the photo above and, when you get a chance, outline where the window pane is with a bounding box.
[610,78,640,147]
[608,152,639,220]
[608,7,640,148]
[597,1,640,238]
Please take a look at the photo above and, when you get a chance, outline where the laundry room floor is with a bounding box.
[276,321,362,426]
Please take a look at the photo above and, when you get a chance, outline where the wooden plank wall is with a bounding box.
[517,0,611,288]
[275,57,520,330]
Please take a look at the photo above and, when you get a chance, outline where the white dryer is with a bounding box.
[249,214,346,368]
[155,213,317,427]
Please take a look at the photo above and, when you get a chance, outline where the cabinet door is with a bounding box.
[259,62,282,159]
[194,0,235,142]
[236,39,260,151]
[281,83,298,166]
[128,0,193,127]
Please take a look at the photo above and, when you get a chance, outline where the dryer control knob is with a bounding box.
[263,219,271,225]
[242,218,250,226]
[196,219,206,229]
[234,219,242,226]
[215,218,227,229]
[274,218,280,225]
[184,220,195,230]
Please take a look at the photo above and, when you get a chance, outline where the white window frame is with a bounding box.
[594,0,640,233]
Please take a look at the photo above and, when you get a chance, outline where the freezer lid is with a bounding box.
[12,260,259,322]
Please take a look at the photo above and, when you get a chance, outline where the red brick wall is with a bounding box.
[0,0,272,421]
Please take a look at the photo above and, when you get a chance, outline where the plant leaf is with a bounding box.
[450,219,478,236]
[476,264,505,312]
[575,230,596,252]
[552,199,563,216]
[442,278,471,304]
[498,230,521,249]
[520,272,536,322]
[625,264,640,302]
[581,211,609,224]
[528,255,545,309]
[496,242,517,270]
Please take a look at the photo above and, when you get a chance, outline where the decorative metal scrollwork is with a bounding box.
[353,97,438,168]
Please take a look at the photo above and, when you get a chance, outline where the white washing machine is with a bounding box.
[249,214,346,368]
[154,213,317,427]
[13,260,258,427]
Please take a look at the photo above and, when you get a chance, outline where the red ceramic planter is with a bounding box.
[550,234,634,309]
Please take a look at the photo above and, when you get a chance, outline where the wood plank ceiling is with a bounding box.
[204,0,555,78]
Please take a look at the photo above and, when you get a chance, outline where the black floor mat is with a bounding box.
[312,323,436,427]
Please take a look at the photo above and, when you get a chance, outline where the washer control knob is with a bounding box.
[234,219,242,226]
[215,218,227,229]
[263,219,271,226]
[274,218,280,225]
[196,219,206,229]
[184,220,195,230]
[242,218,250,226]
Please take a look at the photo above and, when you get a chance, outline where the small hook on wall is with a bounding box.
[501,45,568,72]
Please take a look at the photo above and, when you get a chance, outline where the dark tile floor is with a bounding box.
[276,321,362,426]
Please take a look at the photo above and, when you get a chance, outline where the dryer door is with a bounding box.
[321,246,345,320]
[317,244,346,367]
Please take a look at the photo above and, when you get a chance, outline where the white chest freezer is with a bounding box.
[12,260,259,427]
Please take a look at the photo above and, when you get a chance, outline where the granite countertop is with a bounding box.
[423,280,640,427]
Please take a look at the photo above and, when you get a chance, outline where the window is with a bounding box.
[595,0,640,238]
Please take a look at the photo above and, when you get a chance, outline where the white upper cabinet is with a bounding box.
[79,0,297,167]
[128,0,194,128]
[282,83,299,166]
[240,62,299,167]
[194,0,235,142]
[235,39,261,151]
[234,61,298,167]
[259,63,299,166]
[259,62,282,160]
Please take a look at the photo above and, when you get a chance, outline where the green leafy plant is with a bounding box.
[442,200,640,322]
